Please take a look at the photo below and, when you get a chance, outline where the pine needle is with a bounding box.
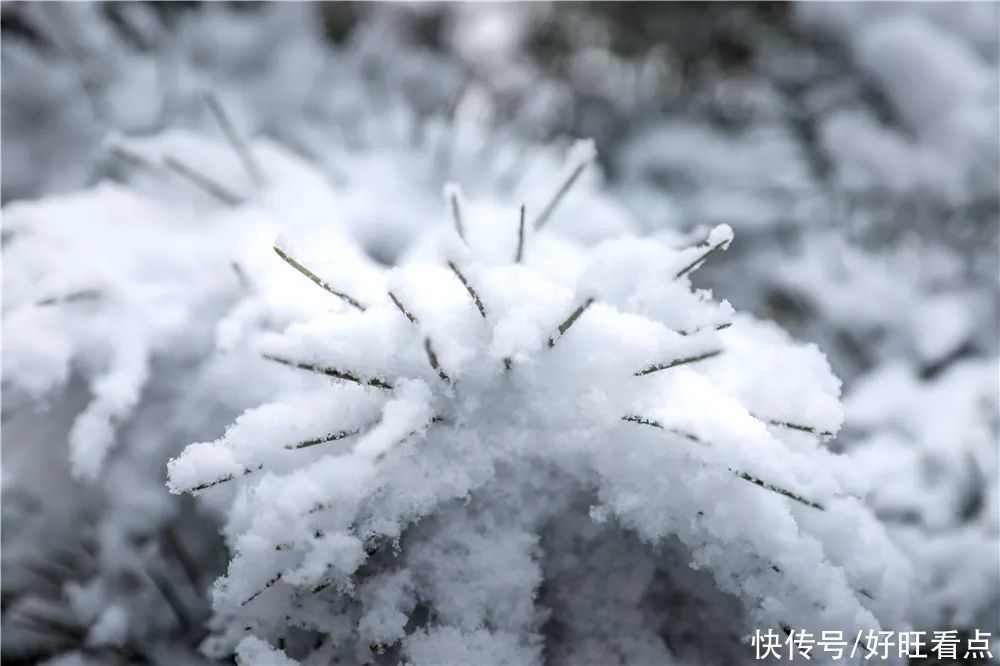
[534,161,590,230]
[621,415,824,510]
[424,337,452,384]
[108,143,164,176]
[515,204,526,263]
[35,289,101,307]
[262,353,393,390]
[548,298,595,347]
[635,350,722,376]
[675,238,731,279]
[448,188,466,244]
[273,246,366,311]
[389,291,417,323]
[388,290,450,383]
[732,470,825,511]
[285,428,362,450]
[240,572,282,607]
[621,416,704,443]
[621,414,663,428]
[205,92,265,186]
[765,419,835,438]
[163,155,244,206]
[676,322,732,336]
[448,261,487,318]
[187,464,262,493]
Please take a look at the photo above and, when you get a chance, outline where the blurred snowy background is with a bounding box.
[2,3,997,665]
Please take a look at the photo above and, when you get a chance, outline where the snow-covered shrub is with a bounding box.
[2,83,635,663]
[0,125,334,663]
[168,197,909,663]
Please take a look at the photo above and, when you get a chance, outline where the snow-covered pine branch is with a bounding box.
[169,198,909,664]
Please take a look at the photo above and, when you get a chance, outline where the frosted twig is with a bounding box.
[262,353,393,390]
[273,246,365,311]
[515,204,526,263]
[205,92,264,186]
[448,261,487,318]
[548,298,595,347]
[675,238,732,279]
[534,161,590,229]
[635,350,722,376]
[163,155,244,206]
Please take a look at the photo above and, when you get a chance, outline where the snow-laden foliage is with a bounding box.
[0,3,468,203]
[610,5,999,645]
[798,2,998,211]
[843,358,999,638]
[1,99,633,663]
[168,202,909,663]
